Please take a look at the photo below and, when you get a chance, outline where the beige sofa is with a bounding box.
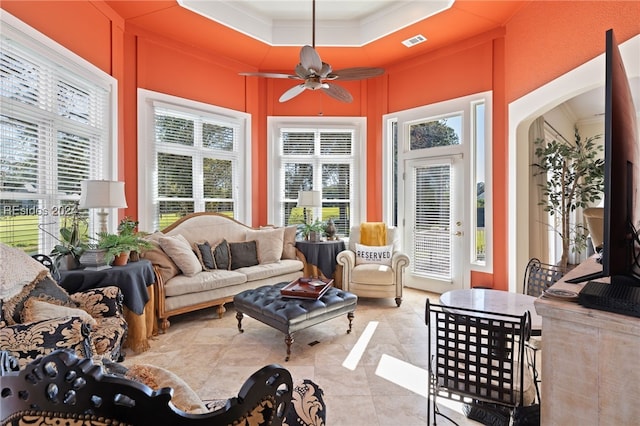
[142,213,304,332]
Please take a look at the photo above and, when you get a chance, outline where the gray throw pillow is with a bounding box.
[229,241,259,270]
[212,239,231,270]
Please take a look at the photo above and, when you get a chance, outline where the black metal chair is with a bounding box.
[425,300,535,425]
[30,253,61,283]
[523,258,565,298]
[522,258,565,403]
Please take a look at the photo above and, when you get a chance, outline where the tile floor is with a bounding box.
[123,287,529,425]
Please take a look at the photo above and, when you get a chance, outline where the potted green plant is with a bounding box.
[117,216,150,261]
[96,232,141,266]
[50,222,85,270]
[533,126,604,269]
[298,219,325,241]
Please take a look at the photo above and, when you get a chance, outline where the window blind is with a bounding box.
[413,163,452,279]
[0,21,111,253]
[278,128,356,235]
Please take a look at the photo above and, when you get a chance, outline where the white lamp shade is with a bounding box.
[79,180,128,209]
[297,190,321,208]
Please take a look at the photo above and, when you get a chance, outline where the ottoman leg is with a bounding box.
[347,311,354,334]
[285,333,294,362]
[236,311,244,333]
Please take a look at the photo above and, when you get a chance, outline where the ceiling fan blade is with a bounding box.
[239,72,300,79]
[319,62,332,78]
[300,45,323,74]
[322,83,353,103]
[279,84,306,102]
[294,64,309,79]
[331,67,385,81]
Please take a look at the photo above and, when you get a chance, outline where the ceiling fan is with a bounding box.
[239,0,384,103]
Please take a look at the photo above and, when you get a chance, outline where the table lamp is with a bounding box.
[297,190,321,224]
[79,180,128,233]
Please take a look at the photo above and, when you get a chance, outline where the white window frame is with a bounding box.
[0,11,117,252]
[137,89,251,231]
[383,91,493,273]
[267,116,366,229]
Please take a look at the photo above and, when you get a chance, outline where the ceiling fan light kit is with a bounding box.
[239,0,384,103]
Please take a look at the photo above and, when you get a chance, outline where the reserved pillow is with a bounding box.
[21,298,97,326]
[229,241,259,270]
[158,234,202,276]
[355,243,393,266]
[246,227,284,264]
[212,239,231,270]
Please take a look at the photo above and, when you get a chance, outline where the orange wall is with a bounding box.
[2,1,639,289]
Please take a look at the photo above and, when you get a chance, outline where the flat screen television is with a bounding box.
[567,29,640,286]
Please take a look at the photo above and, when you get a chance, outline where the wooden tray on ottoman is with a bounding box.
[280,277,334,300]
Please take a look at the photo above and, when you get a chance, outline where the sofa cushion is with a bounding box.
[158,234,202,276]
[163,270,248,297]
[352,263,394,285]
[193,241,216,270]
[21,299,97,326]
[2,275,76,326]
[229,241,259,270]
[237,259,305,282]
[142,232,180,284]
[355,243,393,266]
[246,227,284,264]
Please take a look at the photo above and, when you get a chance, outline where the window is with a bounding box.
[0,12,116,253]
[267,117,365,236]
[138,90,251,231]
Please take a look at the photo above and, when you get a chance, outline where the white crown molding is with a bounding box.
[177,0,453,47]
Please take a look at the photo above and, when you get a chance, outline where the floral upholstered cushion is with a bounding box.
[0,317,93,368]
[284,379,327,426]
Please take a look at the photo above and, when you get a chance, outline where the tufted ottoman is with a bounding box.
[233,282,358,361]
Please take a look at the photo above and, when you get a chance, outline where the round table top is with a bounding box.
[439,288,542,331]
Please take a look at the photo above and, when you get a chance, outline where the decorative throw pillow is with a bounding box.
[2,275,76,326]
[282,225,298,259]
[142,232,180,283]
[246,228,284,264]
[360,222,388,246]
[21,298,97,326]
[193,241,216,270]
[212,239,231,270]
[158,234,202,276]
[229,241,259,270]
[355,243,393,266]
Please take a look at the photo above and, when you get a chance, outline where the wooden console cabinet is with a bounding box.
[534,257,640,425]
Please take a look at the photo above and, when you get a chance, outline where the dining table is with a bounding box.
[439,288,542,332]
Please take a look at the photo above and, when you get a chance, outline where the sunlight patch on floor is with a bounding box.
[342,321,378,370]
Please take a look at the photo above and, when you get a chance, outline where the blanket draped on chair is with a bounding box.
[359,222,387,246]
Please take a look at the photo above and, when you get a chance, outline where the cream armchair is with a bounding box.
[336,224,409,306]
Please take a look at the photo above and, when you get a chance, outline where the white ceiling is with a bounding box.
[178,0,453,46]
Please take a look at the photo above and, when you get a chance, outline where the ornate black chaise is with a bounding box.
[0,349,293,426]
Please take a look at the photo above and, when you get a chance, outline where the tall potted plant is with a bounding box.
[533,126,604,269]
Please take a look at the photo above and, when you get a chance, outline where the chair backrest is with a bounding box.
[348,224,400,252]
[31,253,61,283]
[523,258,565,297]
[0,349,293,426]
[424,300,531,409]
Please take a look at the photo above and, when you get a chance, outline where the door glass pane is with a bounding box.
[409,115,461,150]
[413,163,451,279]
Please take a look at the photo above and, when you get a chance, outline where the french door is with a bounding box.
[403,156,466,293]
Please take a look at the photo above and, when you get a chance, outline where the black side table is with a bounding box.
[295,240,345,286]
[59,259,155,315]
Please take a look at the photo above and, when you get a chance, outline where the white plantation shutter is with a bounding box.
[276,126,360,236]
[151,104,241,230]
[0,14,113,253]
[413,162,452,279]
